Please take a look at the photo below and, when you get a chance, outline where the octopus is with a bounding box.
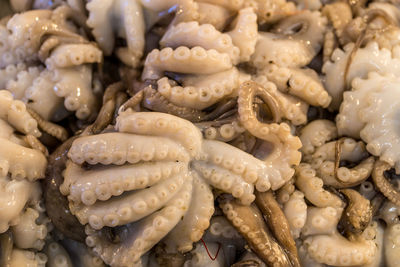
[3,0,400,266]
[58,104,302,265]
[0,8,102,121]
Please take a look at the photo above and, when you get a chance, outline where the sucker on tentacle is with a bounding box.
[255,190,300,267]
[218,194,293,267]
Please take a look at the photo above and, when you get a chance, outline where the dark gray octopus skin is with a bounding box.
[372,160,400,206]
[142,85,207,122]
[27,107,69,142]
[255,191,300,267]
[44,82,125,242]
[0,230,13,266]
[339,188,372,235]
[43,135,84,242]
[218,194,293,267]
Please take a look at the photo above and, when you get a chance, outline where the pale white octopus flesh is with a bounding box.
[1,0,400,267]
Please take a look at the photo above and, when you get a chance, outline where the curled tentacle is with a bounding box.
[261,65,331,108]
[295,163,344,208]
[252,11,327,69]
[311,138,374,188]
[26,107,68,142]
[0,90,40,137]
[11,207,47,250]
[299,119,337,156]
[238,81,302,189]
[339,188,372,235]
[372,160,400,206]
[253,75,309,126]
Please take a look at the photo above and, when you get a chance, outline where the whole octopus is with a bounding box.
[0,0,400,267]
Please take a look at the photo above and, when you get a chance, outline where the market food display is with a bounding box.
[0,0,399,266]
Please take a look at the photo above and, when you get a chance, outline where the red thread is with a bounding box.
[200,238,221,261]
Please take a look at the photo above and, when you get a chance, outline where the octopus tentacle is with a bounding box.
[140,0,199,23]
[283,190,307,239]
[6,66,41,100]
[261,65,331,107]
[68,133,191,166]
[160,21,240,63]
[253,75,309,125]
[310,138,374,188]
[86,0,145,67]
[141,85,207,122]
[26,107,68,141]
[0,90,40,137]
[322,2,352,43]
[25,70,67,122]
[238,81,302,188]
[339,189,372,235]
[276,178,295,204]
[218,194,292,267]
[252,11,327,69]
[303,232,376,266]
[196,2,232,31]
[8,249,47,267]
[0,178,41,233]
[142,46,232,80]
[11,207,47,250]
[0,137,47,181]
[45,44,102,70]
[0,63,26,89]
[200,139,274,191]
[193,160,255,205]
[295,163,344,208]
[62,161,186,205]
[44,242,73,267]
[157,68,249,110]
[227,7,257,62]
[116,111,203,158]
[51,65,100,120]
[201,120,245,142]
[255,190,301,267]
[372,160,400,206]
[384,223,400,267]
[22,134,48,157]
[71,171,188,229]
[245,0,296,24]
[299,119,337,156]
[302,206,342,236]
[85,175,193,266]
[164,173,214,253]
[51,4,88,32]
[28,19,86,52]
